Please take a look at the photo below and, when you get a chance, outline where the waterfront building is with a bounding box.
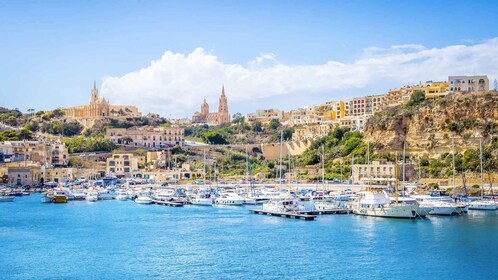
[7,166,42,185]
[106,126,185,148]
[62,81,141,119]
[192,86,230,126]
[3,140,68,167]
[351,159,415,184]
[246,109,284,124]
[448,75,489,93]
[106,154,140,178]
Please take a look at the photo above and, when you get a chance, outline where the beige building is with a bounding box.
[106,153,139,178]
[344,95,383,117]
[381,81,449,109]
[106,126,185,148]
[448,75,489,93]
[246,109,284,124]
[42,168,76,183]
[4,140,68,166]
[192,86,230,126]
[62,81,141,119]
[352,159,415,184]
[7,166,43,185]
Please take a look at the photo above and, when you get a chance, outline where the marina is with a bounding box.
[0,193,497,279]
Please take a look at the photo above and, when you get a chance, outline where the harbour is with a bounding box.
[1,193,497,279]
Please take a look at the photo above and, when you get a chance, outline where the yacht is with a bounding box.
[135,193,153,204]
[412,191,468,215]
[85,191,99,202]
[41,194,52,203]
[0,195,15,202]
[115,190,129,201]
[215,193,244,206]
[262,198,305,213]
[468,199,497,210]
[352,190,418,218]
[190,192,214,206]
[153,189,176,201]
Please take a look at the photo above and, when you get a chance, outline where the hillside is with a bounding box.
[364,91,498,156]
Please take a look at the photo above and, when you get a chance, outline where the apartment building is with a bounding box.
[448,75,489,93]
[106,153,140,178]
[106,126,185,148]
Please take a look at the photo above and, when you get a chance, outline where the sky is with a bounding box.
[1,0,498,118]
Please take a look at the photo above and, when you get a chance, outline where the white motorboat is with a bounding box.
[115,191,129,201]
[190,192,214,206]
[352,191,418,218]
[262,198,305,213]
[215,193,244,206]
[135,194,153,204]
[41,194,52,203]
[412,191,467,215]
[0,195,15,202]
[153,189,176,201]
[86,192,99,202]
[468,199,497,210]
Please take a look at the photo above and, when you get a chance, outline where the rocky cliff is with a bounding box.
[364,91,498,156]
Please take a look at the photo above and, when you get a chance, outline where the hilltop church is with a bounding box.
[62,81,141,119]
[192,86,230,126]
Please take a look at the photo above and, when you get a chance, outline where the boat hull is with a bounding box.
[353,205,417,218]
[0,196,15,202]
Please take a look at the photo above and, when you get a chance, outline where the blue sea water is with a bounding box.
[0,194,497,279]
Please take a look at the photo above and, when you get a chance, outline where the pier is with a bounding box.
[249,209,315,221]
[152,200,184,207]
[299,208,352,215]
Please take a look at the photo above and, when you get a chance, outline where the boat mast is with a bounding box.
[395,151,399,205]
[321,144,325,189]
[203,148,206,182]
[452,134,456,188]
[479,137,483,198]
[367,141,371,191]
[402,141,406,183]
[279,130,283,183]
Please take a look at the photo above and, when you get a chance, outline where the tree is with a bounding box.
[62,121,83,136]
[232,113,244,124]
[268,119,280,130]
[251,121,262,133]
[407,90,425,107]
[201,131,228,145]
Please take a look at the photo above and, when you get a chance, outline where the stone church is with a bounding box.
[62,81,141,118]
[192,86,230,126]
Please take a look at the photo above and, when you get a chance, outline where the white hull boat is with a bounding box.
[191,198,213,206]
[0,196,15,202]
[135,196,153,204]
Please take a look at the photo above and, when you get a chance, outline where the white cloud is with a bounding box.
[101,38,498,117]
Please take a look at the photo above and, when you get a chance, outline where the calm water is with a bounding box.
[1,194,497,279]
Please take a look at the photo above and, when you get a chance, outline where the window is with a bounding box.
[110,168,115,172]
[109,161,115,166]
[124,161,130,166]
[124,168,130,172]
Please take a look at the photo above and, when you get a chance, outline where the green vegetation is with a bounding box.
[0,129,33,141]
[406,90,426,107]
[62,136,117,153]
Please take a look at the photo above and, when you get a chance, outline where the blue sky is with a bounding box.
[1,0,498,117]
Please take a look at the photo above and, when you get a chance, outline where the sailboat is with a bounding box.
[469,138,497,210]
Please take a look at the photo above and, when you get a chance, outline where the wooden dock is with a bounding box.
[152,200,184,207]
[249,209,315,221]
[299,208,352,215]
